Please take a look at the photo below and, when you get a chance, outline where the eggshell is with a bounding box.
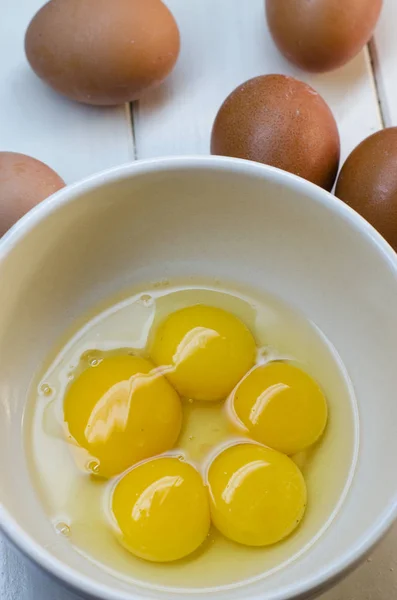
[0,152,65,236]
[266,0,383,73]
[335,128,397,251]
[211,74,340,191]
[25,0,180,106]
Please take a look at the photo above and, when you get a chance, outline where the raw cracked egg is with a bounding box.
[25,0,180,106]
[0,152,64,236]
[207,443,307,547]
[112,456,210,562]
[211,75,340,191]
[231,362,328,455]
[28,283,352,581]
[64,355,182,478]
[150,305,256,402]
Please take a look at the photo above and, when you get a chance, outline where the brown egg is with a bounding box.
[335,128,397,251]
[211,75,340,191]
[266,0,383,73]
[25,0,180,106]
[0,152,65,236]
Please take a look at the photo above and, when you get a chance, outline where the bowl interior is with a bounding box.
[0,157,397,600]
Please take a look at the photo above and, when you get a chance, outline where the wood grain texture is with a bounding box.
[0,0,134,183]
[371,0,397,126]
[134,0,382,163]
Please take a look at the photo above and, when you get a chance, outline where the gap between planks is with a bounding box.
[368,38,388,129]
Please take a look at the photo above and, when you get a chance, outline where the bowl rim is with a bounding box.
[1,154,397,600]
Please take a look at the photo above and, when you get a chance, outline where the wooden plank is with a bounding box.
[0,538,81,600]
[134,0,382,164]
[0,0,134,184]
[371,0,397,127]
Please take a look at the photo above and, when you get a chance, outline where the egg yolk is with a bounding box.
[111,456,210,562]
[208,443,306,547]
[64,355,182,478]
[231,362,328,455]
[150,305,256,402]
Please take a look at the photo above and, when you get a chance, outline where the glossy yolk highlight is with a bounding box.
[208,443,307,547]
[150,305,256,402]
[64,355,182,478]
[112,456,210,562]
[232,362,328,455]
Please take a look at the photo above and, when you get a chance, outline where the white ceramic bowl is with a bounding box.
[1,156,397,600]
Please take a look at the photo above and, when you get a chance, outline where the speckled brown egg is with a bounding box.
[211,74,340,191]
[335,128,397,251]
[25,0,180,106]
[266,0,383,73]
[0,152,65,236]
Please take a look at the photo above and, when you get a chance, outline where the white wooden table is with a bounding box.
[1,1,397,598]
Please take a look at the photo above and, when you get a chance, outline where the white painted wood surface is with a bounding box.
[136,0,382,163]
[0,0,396,598]
[0,0,134,183]
[371,0,397,128]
